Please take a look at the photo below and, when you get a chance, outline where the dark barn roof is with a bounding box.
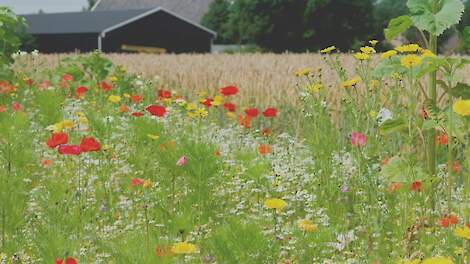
[23,9,150,34]
[23,8,216,36]
[92,0,213,23]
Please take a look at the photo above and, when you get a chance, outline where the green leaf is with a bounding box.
[380,156,429,183]
[449,82,470,99]
[460,26,470,51]
[407,0,464,36]
[384,15,413,41]
[379,118,407,134]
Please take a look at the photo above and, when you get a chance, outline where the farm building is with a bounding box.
[22,7,216,53]
[91,0,213,24]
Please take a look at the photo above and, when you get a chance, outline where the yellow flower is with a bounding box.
[213,95,223,106]
[421,49,436,58]
[422,256,454,264]
[360,46,376,54]
[226,112,237,119]
[123,93,131,98]
[369,110,378,119]
[170,242,198,254]
[453,99,470,116]
[60,120,74,130]
[381,50,397,60]
[396,44,421,53]
[147,134,160,140]
[78,116,88,125]
[197,91,208,98]
[143,179,153,189]
[109,75,118,82]
[195,108,208,118]
[370,79,380,90]
[108,95,121,103]
[186,103,197,111]
[320,46,336,54]
[454,226,470,239]
[354,52,370,61]
[264,198,287,211]
[369,40,379,46]
[307,83,323,94]
[341,76,361,89]
[298,219,317,232]
[295,67,313,77]
[401,54,422,69]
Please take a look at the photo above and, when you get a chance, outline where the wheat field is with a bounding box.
[39,53,355,105]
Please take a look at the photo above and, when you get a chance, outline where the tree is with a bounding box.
[201,0,234,44]
[88,0,97,10]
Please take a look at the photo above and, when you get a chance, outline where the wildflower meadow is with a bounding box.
[1,1,470,263]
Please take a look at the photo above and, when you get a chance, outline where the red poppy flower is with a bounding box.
[146,105,166,117]
[466,223,470,229]
[80,137,101,152]
[131,112,144,117]
[411,181,422,192]
[158,89,172,99]
[435,134,448,145]
[263,107,278,118]
[56,257,77,264]
[25,79,33,87]
[452,162,461,174]
[220,85,239,96]
[223,102,236,112]
[62,74,73,82]
[12,102,22,112]
[202,98,213,107]
[245,108,259,118]
[258,144,273,155]
[38,80,50,90]
[47,132,69,148]
[76,86,88,98]
[58,145,81,155]
[131,95,143,103]
[131,178,145,186]
[439,217,450,228]
[99,81,113,91]
[449,214,459,225]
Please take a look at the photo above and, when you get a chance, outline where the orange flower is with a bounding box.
[239,115,252,128]
[0,105,6,113]
[388,182,402,192]
[261,128,272,137]
[258,144,272,155]
[119,104,130,113]
[452,162,462,174]
[449,214,459,225]
[41,159,53,168]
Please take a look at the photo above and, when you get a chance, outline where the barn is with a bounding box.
[22,7,217,53]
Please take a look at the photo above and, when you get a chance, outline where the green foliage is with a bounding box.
[201,0,233,44]
[407,0,465,36]
[0,7,27,65]
[449,82,470,99]
[384,15,414,41]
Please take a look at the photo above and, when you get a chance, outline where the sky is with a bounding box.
[0,0,89,14]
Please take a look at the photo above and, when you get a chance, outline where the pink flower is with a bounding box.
[176,156,188,166]
[351,132,366,147]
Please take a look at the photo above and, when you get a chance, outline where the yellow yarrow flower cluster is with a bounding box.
[401,54,422,69]
[341,76,361,88]
[421,49,436,58]
[108,95,121,103]
[295,67,313,77]
[264,198,287,211]
[47,119,74,132]
[320,46,336,54]
[170,242,198,254]
[453,99,470,116]
[298,219,317,232]
[188,108,208,119]
[398,257,454,264]
[381,50,397,60]
[212,95,223,106]
[360,46,376,54]
[395,44,421,53]
[147,134,160,140]
[354,52,370,61]
[369,40,379,46]
[307,83,323,94]
[76,112,88,125]
[454,226,470,239]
